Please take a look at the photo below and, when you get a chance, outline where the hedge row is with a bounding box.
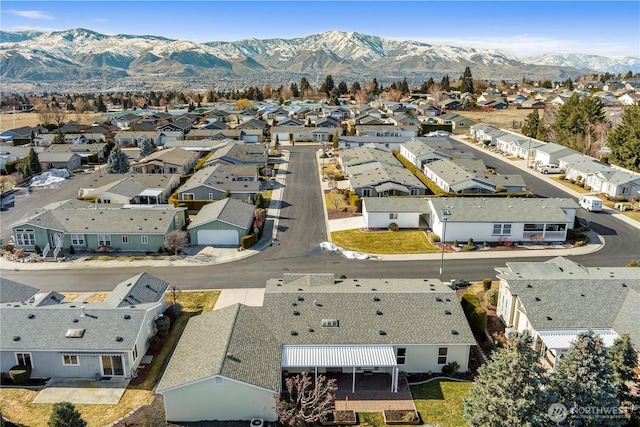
[194,152,214,172]
[460,293,487,334]
[241,233,258,249]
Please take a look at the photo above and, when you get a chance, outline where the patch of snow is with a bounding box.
[30,168,71,187]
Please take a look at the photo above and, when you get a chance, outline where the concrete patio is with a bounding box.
[32,377,130,404]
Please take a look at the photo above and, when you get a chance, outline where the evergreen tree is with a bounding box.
[552,94,606,154]
[139,139,156,157]
[106,146,130,174]
[371,78,380,95]
[521,110,540,138]
[440,74,450,91]
[548,331,623,427]
[96,95,107,113]
[399,77,409,95]
[606,104,640,172]
[349,81,361,95]
[300,78,310,97]
[52,130,65,144]
[290,82,300,98]
[421,78,435,92]
[608,333,639,407]
[463,332,550,426]
[337,81,348,96]
[460,66,474,94]
[332,130,340,149]
[27,147,42,175]
[48,402,87,427]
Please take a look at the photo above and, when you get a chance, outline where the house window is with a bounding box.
[98,234,111,246]
[133,345,138,361]
[168,167,177,173]
[71,234,85,245]
[122,236,129,244]
[102,199,111,204]
[182,193,194,201]
[396,348,406,365]
[62,355,79,366]
[16,353,32,368]
[208,193,214,200]
[524,224,544,232]
[437,347,448,365]
[362,189,372,197]
[141,236,149,245]
[492,224,512,235]
[389,213,398,220]
[15,229,36,246]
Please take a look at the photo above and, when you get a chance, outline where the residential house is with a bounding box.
[585,169,640,200]
[0,146,35,173]
[495,257,640,368]
[155,131,184,147]
[114,131,155,148]
[79,173,181,205]
[494,133,544,161]
[131,147,198,175]
[178,164,260,202]
[339,136,423,151]
[270,126,340,144]
[558,153,610,183]
[468,124,507,146]
[0,274,170,380]
[362,198,431,229]
[187,198,256,246]
[203,142,268,168]
[11,199,187,254]
[520,99,546,109]
[42,143,110,165]
[38,152,82,172]
[423,159,526,194]
[0,126,41,145]
[534,143,577,166]
[399,138,474,170]
[157,274,475,422]
[163,139,222,155]
[349,162,427,197]
[618,93,640,106]
[355,125,418,138]
[435,114,475,134]
[339,145,397,174]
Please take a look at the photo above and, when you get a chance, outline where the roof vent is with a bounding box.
[451,330,459,335]
[124,314,131,320]
[116,336,123,342]
[547,316,553,321]
[308,327,314,332]
[28,314,35,319]
[13,336,20,341]
[535,297,541,302]
[622,283,627,287]
[297,296,304,301]
[293,311,300,316]
[80,306,87,317]
[526,284,533,288]
[445,310,452,315]
[73,319,79,323]
[436,297,443,302]
[376,310,383,315]
[373,296,380,302]
[379,330,387,336]
[291,331,298,336]
[371,288,377,291]
[292,302,297,306]
[313,300,321,307]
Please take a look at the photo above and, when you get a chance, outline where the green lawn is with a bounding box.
[331,229,440,254]
[412,379,474,427]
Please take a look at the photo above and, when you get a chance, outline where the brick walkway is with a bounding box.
[331,373,416,412]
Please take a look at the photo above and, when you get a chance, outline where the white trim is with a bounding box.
[62,354,80,366]
[15,352,33,368]
[158,374,278,394]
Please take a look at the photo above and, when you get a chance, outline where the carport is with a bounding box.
[281,345,399,393]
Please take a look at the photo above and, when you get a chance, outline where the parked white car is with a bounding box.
[537,164,564,174]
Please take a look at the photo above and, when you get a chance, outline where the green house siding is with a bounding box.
[12,225,52,250]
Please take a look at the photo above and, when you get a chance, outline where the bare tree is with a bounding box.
[169,285,181,305]
[164,230,188,255]
[36,101,54,126]
[354,89,369,105]
[381,88,402,102]
[276,372,337,427]
[428,83,443,104]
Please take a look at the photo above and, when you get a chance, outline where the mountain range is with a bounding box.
[1,28,638,91]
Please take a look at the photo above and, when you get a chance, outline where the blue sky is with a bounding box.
[2,1,639,57]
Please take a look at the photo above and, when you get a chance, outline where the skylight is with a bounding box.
[66,328,85,338]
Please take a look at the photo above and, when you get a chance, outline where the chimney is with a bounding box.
[313,300,319,307]
[80,306,87,317]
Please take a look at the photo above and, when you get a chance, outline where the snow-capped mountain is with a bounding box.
[525,52,640,74]
[0,28,637,90]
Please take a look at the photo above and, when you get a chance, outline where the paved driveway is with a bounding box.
[33,377,129,404]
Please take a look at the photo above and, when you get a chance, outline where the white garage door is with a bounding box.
[197,229,239,246]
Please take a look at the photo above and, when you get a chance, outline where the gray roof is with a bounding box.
[350,163,426,191]
[104,273,170,308]
[596,169,640,185]
[363,197,430,213]
[559,153,610,174]
[11,199,185,235]
[131,147,197,168]
[158,275,474,392]
[495,257,640,347]
[429,197,578,223]
[179,164,259,194]
[0,278,39,304]
[188,198,255,230]
[34,291,66,306]
[205,142,268,166]
[340,145,396,168]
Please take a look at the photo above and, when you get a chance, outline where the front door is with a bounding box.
[101,355,124,376]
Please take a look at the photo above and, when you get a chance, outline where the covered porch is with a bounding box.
[536,329,620,370]
[281,345,400,393]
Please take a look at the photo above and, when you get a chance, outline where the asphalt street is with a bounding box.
[1,144,639,291]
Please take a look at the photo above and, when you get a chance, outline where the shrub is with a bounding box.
[388,222,399,232]
[158,247,164,254]
[441,361,460,378]
[482,278,492,291]
[615,195,627,202]
[339,274,347,279]
[483,240,488,248]
[68,245,75,255]
[9,365,31,385]
[163,303,182,325]
[334,172,345,181]
[467,237,474,246]
[48,401,87,427]
[470,307,487,334]
[559,174,566,180]
[626,260,640,267]
[462,245,476,251]
[155,315,170,337]
[34,245,42,255]
[485,289,499,306]
[461,293,481,318]
[253,192,265,208]
[577,181,585,187]
[428,232,440,243]
[241,233,258,249]
[453,240,459,247]
[495,185,507,193]
[600,155,609,164]
[584,185,591,191]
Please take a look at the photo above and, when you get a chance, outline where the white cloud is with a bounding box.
[5,10,55,20]
[390,34,637,58]
[93,18,108,23]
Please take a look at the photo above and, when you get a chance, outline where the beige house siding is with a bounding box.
[402,344,470,373]
[162,375,277,422]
